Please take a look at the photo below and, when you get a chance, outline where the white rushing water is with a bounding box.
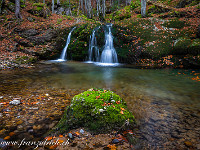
[88,26,100,62]
[57,27,76,61]
[100,24,118,64]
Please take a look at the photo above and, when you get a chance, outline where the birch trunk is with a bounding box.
[102,0,105,18]
[52,0,54,14]
[141,0,147,17]
[15,0,22,19]
[57,0,60,5]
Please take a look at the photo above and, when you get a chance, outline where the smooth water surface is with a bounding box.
[1,61,199,106]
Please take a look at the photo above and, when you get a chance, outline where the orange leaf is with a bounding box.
[45,137,53,141]
[49,145,58,149]
[121,107,125,111]
[9,132,15,137]
[4,136,10,140]
[120,110,124,114]
[96,95,100,99]
[59,135,63,138]
[75,132,80,136]
[58,140,64,143]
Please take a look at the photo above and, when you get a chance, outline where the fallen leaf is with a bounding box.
[45,137,53,141]
[4,136,10,140]
[59,135,63,138]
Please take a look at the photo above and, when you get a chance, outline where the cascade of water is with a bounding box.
[88,26,100,62]
[57,27,76,61]
[100,24,118,64]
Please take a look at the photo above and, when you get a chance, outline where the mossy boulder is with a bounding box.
[54,89,135,134]
[28,3,50,18]
[173,37,200,55]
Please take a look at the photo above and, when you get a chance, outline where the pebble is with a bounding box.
[112,139,120,144]
[9,100,20,105]
[68,133,73,139]
[0,96,3,99]
[80,129,84,134]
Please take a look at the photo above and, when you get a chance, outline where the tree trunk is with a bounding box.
[84,0,87,16]
[77,0,80,16]
[141,0,147,17]
[118,0,120,7]
[96,0,100,16]
[81,0,84,13]
[102,0,105,18]
[87,0,92,18]
[57,0,60,5]
[15,0,22,19]
[43,0,45,4]
[52,0,54,14]
[0,0,5,14]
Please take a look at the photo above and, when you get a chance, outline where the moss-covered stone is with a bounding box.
[28,3,50,18]
[173,37,200,55]
[54,89,135,134]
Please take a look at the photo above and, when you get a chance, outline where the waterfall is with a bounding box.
[57,27,76,61]
[100,24,118,64]
[88,26,100,62]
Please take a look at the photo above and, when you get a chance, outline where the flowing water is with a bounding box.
[100,24,118,64]
[88,26,100,62]
[0,62,199,149]
[57,27,76,61]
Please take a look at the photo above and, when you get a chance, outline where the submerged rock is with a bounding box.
[53,89,136,134]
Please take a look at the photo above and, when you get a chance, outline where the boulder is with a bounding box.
[53,89,136,134]
[27,29,56,44]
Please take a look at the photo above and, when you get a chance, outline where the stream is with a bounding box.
[0,61,199,149]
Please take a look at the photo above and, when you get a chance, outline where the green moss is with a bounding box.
[33,3,45,7]
[54,89,135,134]
[162,19,189,29]
[14,56,37,64]
[57,18,62,24]
[130,0,140,10]
[172,37,200,55]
